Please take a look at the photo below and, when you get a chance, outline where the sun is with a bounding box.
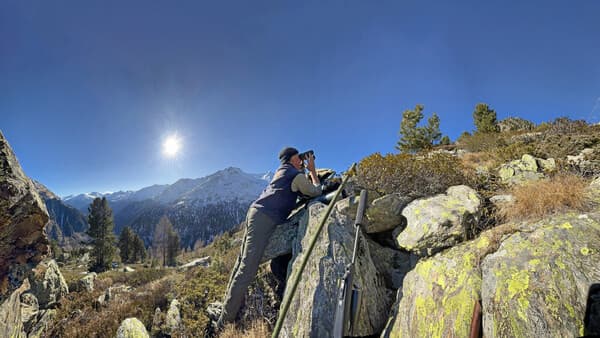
[162,134,182,157]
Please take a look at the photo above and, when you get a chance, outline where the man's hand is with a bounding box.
[305,153,320,185]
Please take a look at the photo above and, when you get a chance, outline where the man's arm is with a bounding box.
[291,173,322,197]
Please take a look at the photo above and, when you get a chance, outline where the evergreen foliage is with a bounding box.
[153,216,180,266]
[440,135,451,145]
[473,103,499,133]
[87,197,117,272]
[396,104,442,153]
[118,226,147,263]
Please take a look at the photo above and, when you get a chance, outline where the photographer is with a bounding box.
[213,147,322,332]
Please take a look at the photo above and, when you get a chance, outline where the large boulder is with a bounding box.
[365,193,412,233]
[0,131,49,300]
[28,259,68,308]
[396,185,481,256]
[78,272,97,292]
[279,202,394,337]
[116,317,150,338]
[165,299,182,335]
[27,309,56,338]
[481,214,600,337]
[262,211,306,263]
[0,279,29,338]
[384,213,600,337]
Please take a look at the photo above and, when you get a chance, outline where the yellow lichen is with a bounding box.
[476,236,490,249]
[560,222,573,229]
[580,247,590,255]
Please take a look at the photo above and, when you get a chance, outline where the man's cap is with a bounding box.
[279,147,299,163]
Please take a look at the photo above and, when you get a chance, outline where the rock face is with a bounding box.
[28,259,68,308]
[116,317,150,338]
[498,154,556,185]
[365,193,412,233]
[385,213,600,337]
[396,185,481,256]
[0,279,30,338]
[279,202,394,337]
[481,215,600,337]
[0,131,50,300]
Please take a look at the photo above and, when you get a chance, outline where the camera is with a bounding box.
[299,150,315,161]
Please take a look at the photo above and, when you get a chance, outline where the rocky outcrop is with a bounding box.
[396,185,482,256]
[28,259,68,308]
[165,299,182,335]
[498,154,556,185]
[279,202,395,337]
[365,193,412,233]
[116,317,150,338]
[0,279,30,338]
[0,131,49,300]
[385,213,600,337]
[78,272,97,292]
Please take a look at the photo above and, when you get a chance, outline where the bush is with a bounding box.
[496,173,590,222]
[498,117,535,132]
[356,152,469,197]
[457,132,506,153]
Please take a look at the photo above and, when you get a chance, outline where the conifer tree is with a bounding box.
[153,216,176,266]
[132,235,147,262]
[118,226,134,263]
[473,103,499,133]
[166,230,180,267]
[396,104,442,153]
[87,197,117,272]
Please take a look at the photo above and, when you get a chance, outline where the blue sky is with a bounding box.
[2,1,599,197]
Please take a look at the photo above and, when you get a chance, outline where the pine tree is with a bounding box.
[131,234,146,263]
[473,103,499,133]
[396,104,442,153]
[166,230,180,267]
[118,226,134,263]
[87,197,117,272]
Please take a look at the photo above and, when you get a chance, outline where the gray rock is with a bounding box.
[262,210,306,263]
[151,307,163,337]
[279,202,393,337]
[116,317,150,338]
[490,194,515,207]
[0,131,50,301]
[498,154,554,185]
[20,292,38,329]
[366,239,416,289]
[206,302,222,321]
[396,185,481,256]
[27,309,56,338]
[78,272,97,292]
[123,266,135,272]
[165,299,182,335]
[365,193,412,233]
[0,278,29,338]
[29,259,68,308]
[481,214,600,337]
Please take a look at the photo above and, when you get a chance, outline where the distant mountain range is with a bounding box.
[51,167,272,248]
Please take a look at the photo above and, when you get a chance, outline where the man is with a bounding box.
[214,146,322,330]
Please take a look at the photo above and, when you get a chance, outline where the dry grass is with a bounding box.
[497,173,590,222]
[219,320,271,338]
[460,152,498,172]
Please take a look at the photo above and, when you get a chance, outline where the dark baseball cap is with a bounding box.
[279,147,299,163]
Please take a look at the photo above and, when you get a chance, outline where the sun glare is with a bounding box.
[163,135,182,157]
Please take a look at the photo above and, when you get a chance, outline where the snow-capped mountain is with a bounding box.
[62,167,271,248]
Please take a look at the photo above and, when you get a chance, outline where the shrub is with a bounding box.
[534,133,600,159]
[456,132,506,153]
[496,173,590,222]
[498,117,535,132]
[542,117,590,135]
[356,152,469,198]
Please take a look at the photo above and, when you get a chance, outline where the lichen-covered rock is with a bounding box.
[165,299,182,335]
[0,278,29,338]
[384,224,512,337]
[20,292,38,329]
[497,154,555,185]
[29,259,68,308]
[481,214,600,337]
[365,193,412,233]
[396,185,481,256]
[78,272,97,292]
[178,256,211,270]
[116,317,149,338]
[385,213,600,338]
[27,309,56,338]
[0,131,49,300]
[280,202,393,337]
